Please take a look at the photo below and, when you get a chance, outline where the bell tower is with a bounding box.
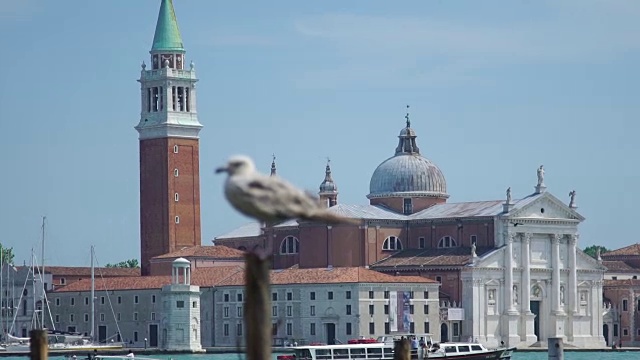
[136,0,202,276]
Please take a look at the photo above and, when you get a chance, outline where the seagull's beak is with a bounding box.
[215,166,228,174]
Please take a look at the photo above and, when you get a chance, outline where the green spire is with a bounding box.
[151,0,184,52]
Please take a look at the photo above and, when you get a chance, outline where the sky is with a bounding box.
[0,0,639,267]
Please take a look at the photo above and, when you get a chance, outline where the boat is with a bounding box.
[281,333,515,360]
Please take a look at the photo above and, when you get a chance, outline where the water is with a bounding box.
[0,352,638,360]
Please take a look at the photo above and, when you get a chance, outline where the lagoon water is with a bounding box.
[2,352,639,360]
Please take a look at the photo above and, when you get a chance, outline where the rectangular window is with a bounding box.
[287,292,293,301]
[310,292,316,300]
[117,313,121,321]
[346,291,352,299]
[193,301,197,308]
[384,305,389,315]
[151,312,156,321]
[134,295,139,304]
[623,299,628,311]
[436,276,442,283]
[174,193,179,202]
[328,291,333,300]
[287,305,292,316]
[85,297,89,305]
[101,296,105,305]
[424,322,430,333]
[453,322,460,336]
[71,298,75,306]
[134,332,138,342]
[272,293,278,301]
[409,305,414,314]
[134,312,138,321]
[224,307,229,318]
[176,300,185,308]
[223,324,229,336]
[84,313,89,322]
[470,235,477,245]
[369,322,375,335]
[424,304,429,314]
[175,216,180,224]
[409,291,414,299]
[117,296,122,304]
[237,293,243,302]
[100,313,105,321]
[419,237,426,248]
[384,291,389,299]
[410,322,415,333]
[424,291,429,299]
[237,324,243,336]
[403,198,413,214]
[310,323,316,335]
[346,305,352,315]
[55,298,60,306]
[224,294,230,302]
[272,306,277,316]
[272,323,278,336]
[346,323,352,335]
[369,304,374,315]
[152,295,156,303]
[310,306,316,316]
[55,315,59,323]
[384,322,390,335]
[286,323,292,336]
[368,291,374,299]
[237,307,242,317]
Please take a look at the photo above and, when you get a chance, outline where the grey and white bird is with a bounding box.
[215,155,359,226]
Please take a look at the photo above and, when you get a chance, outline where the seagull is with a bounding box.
[216,155,359,226]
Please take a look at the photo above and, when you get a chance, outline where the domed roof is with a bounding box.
[319,160,338,194]
[367,114,448,199]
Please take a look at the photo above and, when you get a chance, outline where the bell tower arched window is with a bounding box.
[280,236,299,255]
[438,236,457,248]
[382,236,402,251]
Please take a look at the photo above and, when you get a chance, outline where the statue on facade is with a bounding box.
[537,165,545,186]
[569,190,576,208]
[560,285,565,305]
[471,242,477,257]
[596,248,602,261]
[533,285,541,298]
[506,187,512,204]
[513,285,518,304]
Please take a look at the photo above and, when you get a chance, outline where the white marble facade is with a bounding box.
[461,190,607,349]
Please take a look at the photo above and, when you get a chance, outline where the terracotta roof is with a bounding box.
[217,266,437,287]
[152,245,245,260]
[602,260,638,272]
[53,266,244,292]
[604,279,640,287]
[42,266,140,277]
[370,247,493,268]
[602,244,640,257]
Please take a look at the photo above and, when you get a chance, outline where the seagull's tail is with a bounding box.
[304,210,361,226]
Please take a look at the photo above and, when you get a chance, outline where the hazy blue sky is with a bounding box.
[1,0,638,267]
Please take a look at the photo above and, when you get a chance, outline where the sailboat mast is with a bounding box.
[40,216,46,329]
[90,246,95,340]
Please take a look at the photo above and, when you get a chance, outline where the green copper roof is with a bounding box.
[151,0,184,52]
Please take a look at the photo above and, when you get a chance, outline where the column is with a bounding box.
[522,233,532,314]
[505,232,516,313]
[569,234,578,314]
[551,234,563,314]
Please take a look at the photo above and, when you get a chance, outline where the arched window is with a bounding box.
[382,236,402,251]
[280,236,299,254]
[438,236,457,248]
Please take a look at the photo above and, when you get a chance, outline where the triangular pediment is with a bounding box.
[484,278,501,286]
[509,192,584,222]
[576,250,607,271]
[471,247,505,268]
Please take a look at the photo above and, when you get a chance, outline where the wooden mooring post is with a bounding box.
[245,251,272,360]
[393,338,410,360]
[548,337,564,360]
[30,329,48,360]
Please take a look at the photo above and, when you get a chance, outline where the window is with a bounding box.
[287,306,292,316]
[176,300,185,308]
[286,323,292,336]
[134,312,138,321]
[287,292,293,301]
[237,306,242,317]
[173,145,179,153]
[152,295,156,303]
[436,276,442,283]
[223,324,229,336]
[151,312,156,321]
[117,313,121,321]
[272,306,277,316]
[419,237,426,249]
[224,293,230,302]
[85,297,89,305]
[60,278,66,285]
[134,295,139,304]
[453,323,459,337]
[410,322,415,333]
[369,322,375,335]
[101,297,105,305]
[384,305,389,314]
[369,291,374,299]
[55,315,59,323]
[310,292,315,300]
[272,323,278,335]
[84,313,89,322]
[424,305,429,314]
[55,299,60,306]
[470,235,477,245]
[100,313,105,321]
[237,324,243,336]
[71,298,75,306]
[175,216,180,224]
[346,322,352,335]
[272,293,278,301]
[409,291,414,299]
[328,291,333,300]
[384,291,389,299]
[384,322,390,335]
[237,293,243,302]
[382,236,402,250]
[369,305,374,315]
[409,305,414,314]
[403,198,413,214]
[134,331,138,342]
[623,328,628,336]
[174,193,179,202]
[346,305,352,315]
[117,296,122,304]
[424,291,429,299]
[346,291,351,299]
[224,307,229,317]
[623,299,628,311]
[174,168,179,177]
[311,323,316,335]
[310,306,315,316]
[193,301,197,308]
[280,236,299,254]
[438,236,457,248]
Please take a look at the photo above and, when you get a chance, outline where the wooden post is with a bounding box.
[30,329,48,360]
[393,338,410,360]
[548,337,564,360]
[245,251,272,360]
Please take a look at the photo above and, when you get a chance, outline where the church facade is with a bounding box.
[215,113,607,348]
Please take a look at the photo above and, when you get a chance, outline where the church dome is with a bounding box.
[319,161,338,193]
[367,114,448,199]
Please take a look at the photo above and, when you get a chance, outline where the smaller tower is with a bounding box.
[270,154,277,176]
[160,258,202,351]
[319,159,338,207]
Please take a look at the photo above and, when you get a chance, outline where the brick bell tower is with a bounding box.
[136,0,202,276]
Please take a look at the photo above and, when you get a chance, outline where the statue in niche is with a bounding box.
[580,292,586,302]
[533,285,541,298]
[560,286,565,305]
[489,290,494,300]
[537,165,545,186]
[513,285,518,304]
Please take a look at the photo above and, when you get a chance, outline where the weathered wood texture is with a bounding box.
[245,251,272,360]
